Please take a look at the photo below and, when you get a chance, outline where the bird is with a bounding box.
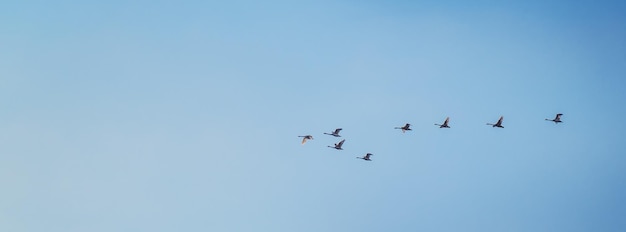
[394,123,412,133]
[435,117,450,128]
[328,139,345,150]
[545,113,563,123]
[324,128,342,137]
[356,153,373,161]
[297,135,313,145]
[487,116,504,128]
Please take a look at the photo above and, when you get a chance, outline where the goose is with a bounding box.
[324,128,342,137]
[487,116,504,128]
[328,139,345,150]
[297,135,313,145]
[545,113,563,123]
[356,153,373,161]
[394,123,412,133]
[435,117,450,128]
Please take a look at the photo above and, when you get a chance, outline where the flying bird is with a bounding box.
[298,135,313,145]
[324,128,342,137]
[435,117,450,128]
[356,153,373,161]
[487,116,504,128]
[394,123,412,133]
[328,139,345,150]
[545,113,563,123]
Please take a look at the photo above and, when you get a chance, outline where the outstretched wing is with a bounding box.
[555,113,563,120]
[333,128,342,134]
[496,116,503,125]
[337,139,345,148]
[365,153,372,159]
[444,117,449,125]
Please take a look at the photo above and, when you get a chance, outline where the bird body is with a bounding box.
[324,128,343,137]
[394,123,412,133]
[356,153,373,161]
[435,117,450,128]
[545,113,563,123]
[487,116,504,128]
[328,139,345,150]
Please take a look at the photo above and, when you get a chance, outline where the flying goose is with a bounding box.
[356,153,373,161]
[545,113,563,123]
[435,117,450,128]
[328,139,345,150]
[487,116,504,128]
[297,135,313,145]
[394,123,412,133]
[324,128,342,137]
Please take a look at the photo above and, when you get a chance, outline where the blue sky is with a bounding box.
[1,1,626,231]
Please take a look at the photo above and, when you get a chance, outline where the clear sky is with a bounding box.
[1,1,626,231]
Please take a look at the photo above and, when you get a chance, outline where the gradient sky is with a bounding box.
[1,1,626,231]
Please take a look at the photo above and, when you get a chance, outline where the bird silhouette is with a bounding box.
[545,113,563,123]
[356,153,373,161]
[487,116,504,128]
[435,117,450,128]
[328,139,345,150]
[297,135,313,145]
[394,123,412,133]
[324,128,342,137]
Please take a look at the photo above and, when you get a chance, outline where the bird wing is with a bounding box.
[334,128,342,134]
[497,116,503,125]
[337,139,345,147]
[301,137,308,144]
[556,114,563,120]
[365,153,372,159]
[444,117,449,125]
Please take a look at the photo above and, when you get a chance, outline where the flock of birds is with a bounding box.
[298,113,564,161]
